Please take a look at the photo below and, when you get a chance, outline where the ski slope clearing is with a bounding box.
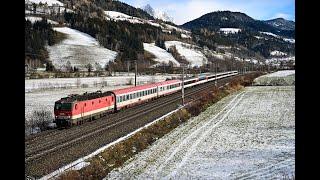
[219,28,241,34]
[165,41,207,67]
[25,16,58,24]
[47,27,117,71]
[25,0,63,6]
[143,43,180,67]
[108,86,295,179]
[253,70,295,86]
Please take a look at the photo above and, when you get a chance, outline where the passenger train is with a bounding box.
[54,71,238,127]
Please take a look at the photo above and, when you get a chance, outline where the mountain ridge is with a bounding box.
[181,11,294,38]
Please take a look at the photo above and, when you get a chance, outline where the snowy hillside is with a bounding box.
[260,31,295,44]
[104,11,190,35]
[143,43,180,67]
[47,27,117,71]
[165,41,207,67]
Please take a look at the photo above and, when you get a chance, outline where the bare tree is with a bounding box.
[30,109,53,132]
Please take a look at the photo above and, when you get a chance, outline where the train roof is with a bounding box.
[57,91,113,103]
[112,79,181,95]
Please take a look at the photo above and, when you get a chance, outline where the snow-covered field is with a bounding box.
[143,43,180,67]
[165,41,207,67]
[254,70,295,86]
[47,27,117,71]
[25,75,179,122]
[264,70,295,77]
[107,85,295,179]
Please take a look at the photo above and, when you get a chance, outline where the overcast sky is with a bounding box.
[120,0,295,25]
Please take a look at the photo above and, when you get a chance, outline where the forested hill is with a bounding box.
[181,11,295,38]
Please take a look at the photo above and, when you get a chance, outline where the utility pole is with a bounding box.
[135,60,137,86]
[181,66,185,106]
[215,61,217,86]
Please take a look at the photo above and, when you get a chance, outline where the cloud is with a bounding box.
[271,13,292,20]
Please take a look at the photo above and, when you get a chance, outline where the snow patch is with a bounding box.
[283,38,295,43]
[25,16,58,24]
[259,31,280,38]
[165,41,207,67]
[143,43,180,67]
[270,50,287,56]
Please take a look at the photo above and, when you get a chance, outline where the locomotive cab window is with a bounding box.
[54,102,72,110]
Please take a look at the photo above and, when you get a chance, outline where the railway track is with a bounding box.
[25,74,244,178]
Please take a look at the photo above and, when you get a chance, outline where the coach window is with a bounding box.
[75,104,78,110]
[126,95,129,100]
